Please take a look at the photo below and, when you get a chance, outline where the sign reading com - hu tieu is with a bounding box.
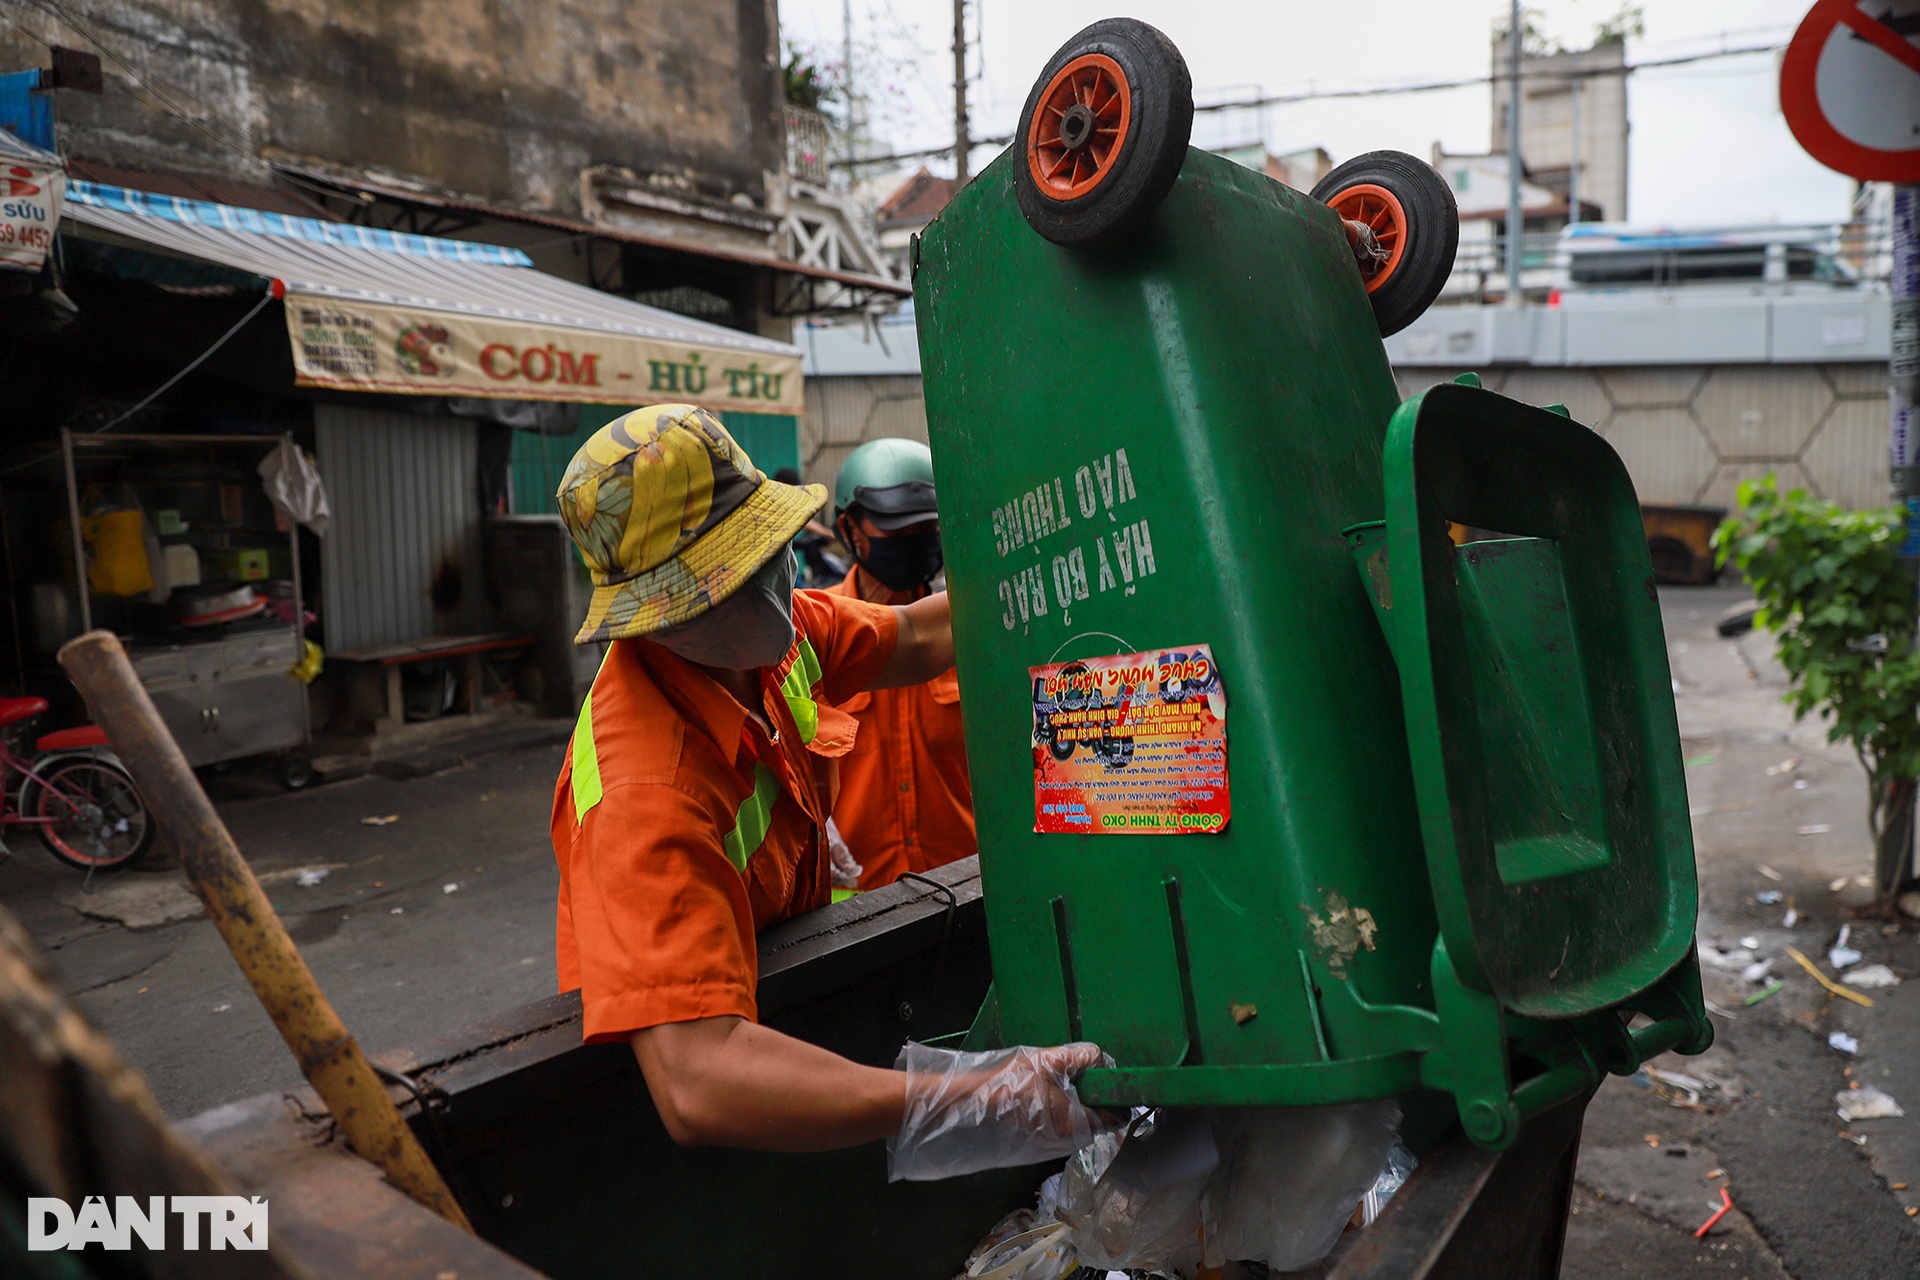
[285,295,804,415]
[28,1195,268,1251]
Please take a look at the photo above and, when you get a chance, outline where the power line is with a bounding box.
[830,38,1786,170]
[1191,40,1784,114]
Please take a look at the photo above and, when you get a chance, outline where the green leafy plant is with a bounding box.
[1592,3,1646,45]
[1493,6,1559,55]
[1712,476,1920,902]
[784,47,834,111]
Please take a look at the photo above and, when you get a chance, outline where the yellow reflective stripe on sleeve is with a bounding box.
[721,763,781,871]
[570,690,603,822]
[830,887,863,903]
[779,636,824,744]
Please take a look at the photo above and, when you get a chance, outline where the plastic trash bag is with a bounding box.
[1064,1108,1219,1274]
[958,1101,1412,1277]
[258,438,331,536]
[1212,1100,1403,1271]
[889,1042,1116,1182]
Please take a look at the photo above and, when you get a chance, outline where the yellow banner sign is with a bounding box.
[284,294,803,415]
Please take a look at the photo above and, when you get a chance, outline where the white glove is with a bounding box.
[888,1041,1117,1182]
[825,817,862,888]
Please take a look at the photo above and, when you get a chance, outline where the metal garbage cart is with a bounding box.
[912,17,1709,1150]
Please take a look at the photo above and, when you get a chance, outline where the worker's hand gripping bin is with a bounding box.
[915,18,1710,1153]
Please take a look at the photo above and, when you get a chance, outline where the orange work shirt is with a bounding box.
[550,588,897,1044]
[826,570,977,890]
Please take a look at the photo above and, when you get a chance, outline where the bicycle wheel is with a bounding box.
[30,757,155,871]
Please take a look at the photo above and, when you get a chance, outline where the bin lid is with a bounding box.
[1382,382,1698,1019]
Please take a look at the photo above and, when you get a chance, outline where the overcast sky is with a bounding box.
[779,0,1861,226]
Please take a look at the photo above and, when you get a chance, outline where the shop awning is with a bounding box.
[62,181,803,415]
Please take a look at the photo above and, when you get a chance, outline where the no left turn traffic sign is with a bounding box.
[1781,0,1920,182]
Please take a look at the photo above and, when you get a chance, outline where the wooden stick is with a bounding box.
[1783,946,1874,1009]
[58,631,473,1231]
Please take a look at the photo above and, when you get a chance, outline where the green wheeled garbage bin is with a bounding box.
[914,17,1709,1151]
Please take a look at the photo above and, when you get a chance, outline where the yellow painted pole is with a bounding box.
[58,630,473,1231]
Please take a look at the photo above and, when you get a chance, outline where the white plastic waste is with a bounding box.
[1010,1101,1404,1277]
[1837,1085,1904,1121]
[1844,965,1901,990]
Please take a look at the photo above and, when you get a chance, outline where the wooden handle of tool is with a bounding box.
[57,630,473,1232]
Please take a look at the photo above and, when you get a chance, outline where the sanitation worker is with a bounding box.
[823,439,976,892]
[550,405,1110,1176]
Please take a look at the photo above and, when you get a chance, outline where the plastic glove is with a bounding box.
[825,817,862,888]
[888,1041,1117,1182]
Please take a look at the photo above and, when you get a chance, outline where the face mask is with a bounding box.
[858,527,944,593]
[649,547,796,670]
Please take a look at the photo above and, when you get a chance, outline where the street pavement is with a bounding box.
[3,583,1919,1277]
[1562,584,1920,1279]
[1,741,564,1118]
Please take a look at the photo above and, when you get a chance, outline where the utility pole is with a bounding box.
[1567,71,1581,226]
[842,0,857,167]
[952,0,971,184]
[1505,0,1525,307]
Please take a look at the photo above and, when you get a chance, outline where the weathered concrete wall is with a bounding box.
[811,362,1894,516]
[1396,362,1894,512]
[0,0,780,216]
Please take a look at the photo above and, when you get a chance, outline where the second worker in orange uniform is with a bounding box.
[825,438,977,892]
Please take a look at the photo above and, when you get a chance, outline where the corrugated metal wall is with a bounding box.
[508,406,802,516]
[801,375,930,486]
[315,405,487,653]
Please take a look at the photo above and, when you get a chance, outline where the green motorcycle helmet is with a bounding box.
[834,438,938,530]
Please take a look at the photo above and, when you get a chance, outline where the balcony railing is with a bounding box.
[786,108,831,187]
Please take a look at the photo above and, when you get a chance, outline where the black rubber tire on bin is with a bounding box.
[1311,150,1460,338]
[1014,18,1193,249]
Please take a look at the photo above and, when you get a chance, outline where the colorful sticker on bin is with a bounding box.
[1029,644,1228,835]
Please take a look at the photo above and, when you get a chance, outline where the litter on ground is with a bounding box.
[295,867,330,887]
[1785,947,1875,1007]
[1758,865,1784,881]
[360,814,400,827]
[1836,1086,1904,1121]
[1796,824,1831,836]
[1829,926,1860,970]
[1844,965,1900,990]
[1693,1187,1733,1239]
[1828,1031,1859,1055]
[1757,890,1784,905]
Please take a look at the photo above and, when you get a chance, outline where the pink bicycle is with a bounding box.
[0,696,153,871]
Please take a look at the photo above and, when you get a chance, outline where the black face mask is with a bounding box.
[859,528,944,592]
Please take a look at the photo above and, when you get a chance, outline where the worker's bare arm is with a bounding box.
[631,1016,907,1150]
[871,591,954,689]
